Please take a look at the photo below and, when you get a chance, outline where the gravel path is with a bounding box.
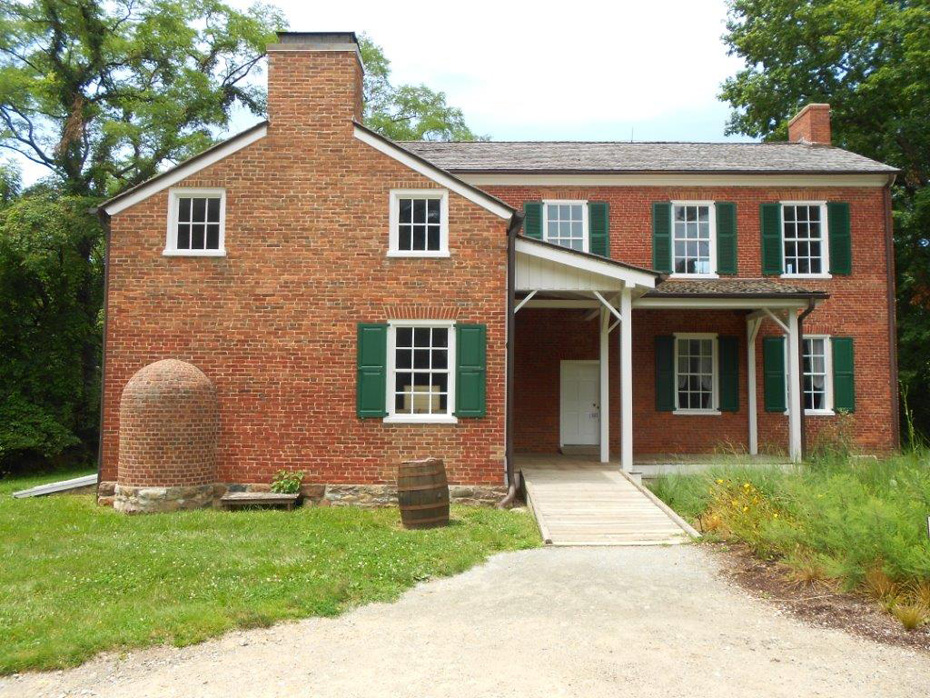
[3,546,929,697]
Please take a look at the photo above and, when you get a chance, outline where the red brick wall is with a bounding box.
[495,184,896,456]
[101,48,509,486]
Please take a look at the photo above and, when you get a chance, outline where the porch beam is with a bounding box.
[592,291,623,323]
[513,290,537,314]
[746,316,762,455]
[599,307,610,463]
[787,310,803,462]
[620,287,634,472]
[763,308,790,334]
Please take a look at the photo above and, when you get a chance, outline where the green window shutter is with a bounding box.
[357,323,388,418]
[760,203,783,276]
[523,202,543,240]
[652,203,672,273]
[718,336,739,412]
[455,324,487,417]
[716,202,738,275]
[828,202,852,275]
[832,337,855,412]
[588,201,610,258]
[655,335,675,412]
[762,336,786,413]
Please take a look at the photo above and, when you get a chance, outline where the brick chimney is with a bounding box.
[266,32,364,140]
[787,103,831,145]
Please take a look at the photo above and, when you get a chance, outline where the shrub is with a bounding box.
[270,470,304,494]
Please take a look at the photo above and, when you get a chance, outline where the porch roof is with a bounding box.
[515,236,662,293]
[643,278,829,300]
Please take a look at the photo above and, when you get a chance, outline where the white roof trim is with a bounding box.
[460,173,892,188]
[515,237,659,289]
[633,297,816,310]
[101,124,269,216]
[353,125,513,220]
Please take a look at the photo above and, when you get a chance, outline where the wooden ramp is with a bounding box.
[521,464,697,546]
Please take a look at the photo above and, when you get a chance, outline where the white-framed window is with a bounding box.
[165,188,226,256]
[781,202,830,277]
[672,201,716,276]
[543,200,587,251]
[385,320,457,424]
[803,335,833,414]
[674,333,719,414]
[388,190,449,257]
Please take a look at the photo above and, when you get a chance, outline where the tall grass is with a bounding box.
[650,451,930,628]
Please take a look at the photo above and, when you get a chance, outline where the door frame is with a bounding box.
[559,360,601,447]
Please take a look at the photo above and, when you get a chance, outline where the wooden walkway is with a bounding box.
[519,456,698,546]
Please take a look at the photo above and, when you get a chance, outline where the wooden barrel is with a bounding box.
[397,458,450,529]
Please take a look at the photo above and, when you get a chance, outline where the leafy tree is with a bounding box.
[359,35,485,142]
[0,191,104,472]
[0,0,286,197]
[720,0,930,438]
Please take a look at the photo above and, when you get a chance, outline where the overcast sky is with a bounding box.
[15,0,750,184]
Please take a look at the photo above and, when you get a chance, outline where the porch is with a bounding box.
[511,236,829,472]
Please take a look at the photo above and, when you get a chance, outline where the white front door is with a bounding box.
[560,361,600,446]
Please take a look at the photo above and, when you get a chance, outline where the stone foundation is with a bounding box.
[112,483,215,514]
[100,481,507,510]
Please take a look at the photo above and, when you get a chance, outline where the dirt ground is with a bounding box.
[3,545,929,698]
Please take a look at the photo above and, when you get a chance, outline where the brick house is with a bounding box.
[96,32,899,507]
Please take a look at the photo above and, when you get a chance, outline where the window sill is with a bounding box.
[163,249,227,257]
[386,250,451,259]
[805,409,835,417]
[383,415,459,425]
[673,409,722,416]
[670,273,719,279]
[781,273,831,280]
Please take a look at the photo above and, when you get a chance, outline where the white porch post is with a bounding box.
[599,306,610,463]
[787,310,803,462]
[747,316,762,455]
[620,286,634,472]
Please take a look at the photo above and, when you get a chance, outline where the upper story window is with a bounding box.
[674,334,718,413]
[672,202,716,276]
[389,190,449,257]
[782,202,828,276]
[544,200,587,251]
[165,189,226,257]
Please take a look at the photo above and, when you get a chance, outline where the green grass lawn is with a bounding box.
[649,453,930,627]
[0,470,539,674]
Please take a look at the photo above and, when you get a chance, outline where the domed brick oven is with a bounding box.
[114,359,219,514]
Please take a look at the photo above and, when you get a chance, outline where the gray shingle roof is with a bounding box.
[400,141,896,175]
[647,278,828,298]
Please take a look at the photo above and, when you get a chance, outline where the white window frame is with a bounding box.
[384,319,458,424]
[780,201,831,279]
[542,199,589,252]
[673,333,721,416]
[164,188,227,257]
[388,189,450,258]
[670,200,718,278]
[802,334,834,416]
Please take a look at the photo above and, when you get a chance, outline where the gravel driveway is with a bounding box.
[4,546,929,697]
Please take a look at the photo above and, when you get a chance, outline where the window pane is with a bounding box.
[177,224,190,249]
[399,199,412,224]
[433,328,448,347]
[206,224,220,250]
[432,349,448,369]
[414,328,430,347]
[191,224,205,249]
[396,327,412,347]
[413,199,426,224]
[412,225,426,250]
[397,350,412,369]
[414,349,430,369]
[207,197,220,222]
[178,198,191,222]
[427,227,440,251]
[192,197,206,222]
[399,226,412,251]
[427,198,440,223]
